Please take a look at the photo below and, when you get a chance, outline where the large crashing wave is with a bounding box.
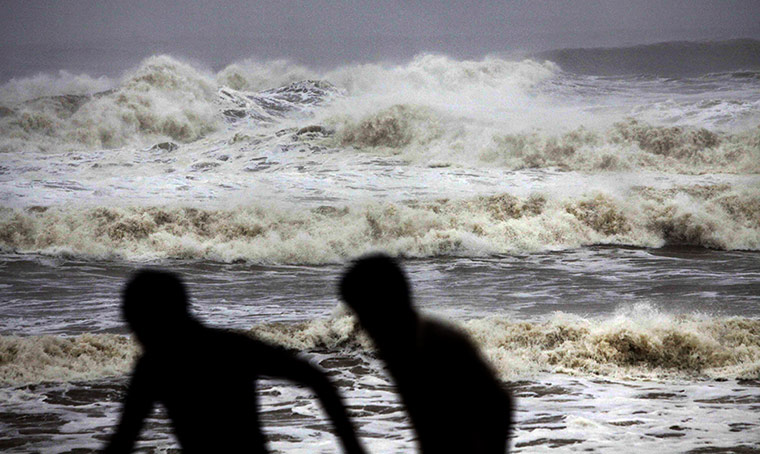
[0,55,221,151]
[2,52,758,175]
[0,54,558,152]
[1,185,757,263]
[216,59,318,92]
[2,305,758,386]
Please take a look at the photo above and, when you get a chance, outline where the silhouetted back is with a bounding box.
[340,254,512,454]
[104,270,366,454]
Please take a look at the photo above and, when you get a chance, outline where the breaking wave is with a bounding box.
[0,333,136,386]
[0,53,559,152]
[1,184,758,263]
[2,50,758,174]
[2,305,757,386]
[332,111,760,174]
[250,304,760,381]
[216,59,317,92]
[0,55,220,151]
[469,306,760,381]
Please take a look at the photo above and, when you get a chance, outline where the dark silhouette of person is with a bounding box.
[339,254,512,454]
[103,269,367,454]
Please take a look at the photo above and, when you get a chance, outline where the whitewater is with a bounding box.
[1,39,759,453]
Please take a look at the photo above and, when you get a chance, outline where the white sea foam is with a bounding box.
[2,53,758,177]
[2,305,757,386]
[1,185,757,263]
[0,55,220,151]
[1,54,559,152]
[250,304,760,381]
[0,334,136,385]
[2,45,760,454]
[216,59,317,92]
[330,110,760,173]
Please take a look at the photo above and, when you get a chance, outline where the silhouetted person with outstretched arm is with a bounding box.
[340,254,512,454]
[103,270,366,454]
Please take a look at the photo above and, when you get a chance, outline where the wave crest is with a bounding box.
[217,59,317,92]
[469,306,760,380]
[0,55,221,150]
[0,71,115,105]
[1,185,758,263]
[3,306,757,386]
[337,104,442,149]
[334,112,760,174]
[0,334,136,386]
[251,305,760,381]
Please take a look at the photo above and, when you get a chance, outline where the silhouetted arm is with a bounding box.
[102,358,155,454]
[255,342,367,454]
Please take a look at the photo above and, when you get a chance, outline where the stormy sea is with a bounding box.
[1,39,759,453]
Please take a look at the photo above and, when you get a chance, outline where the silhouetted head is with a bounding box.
[123,269,195,350]
[339,254,418,341]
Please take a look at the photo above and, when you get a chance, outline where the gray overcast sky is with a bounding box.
[3,0,759,45]
[1,0,759,78]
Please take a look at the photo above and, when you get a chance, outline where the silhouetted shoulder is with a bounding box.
[195,327,294,368]
[419,318,509,401]
[202,326,264,350]
[418,319,483,361]
[109,269,367,454]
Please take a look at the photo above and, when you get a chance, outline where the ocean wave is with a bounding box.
[469,306,760,381]
[250,304,760,381]
[0,333,136,386]
[0,55,221,151]
[2,51,758,175]
[219,79,340,123]
[2,305,757,386]
[216,59,318,92]
[535,39,760,77]
[1,185,757,263]
[323,53,557,97]
[332,111,760,174]
[0,53,559,152]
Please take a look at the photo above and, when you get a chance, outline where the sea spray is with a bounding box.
[0,55,220,150]
[2,53,758,175]
[0,70,115,105]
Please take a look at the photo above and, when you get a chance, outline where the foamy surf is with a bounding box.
[2,305,758,387]
[0,334,136,386]
[250,305,760,381]
[1,184,758,263]
[2,52,758,166]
